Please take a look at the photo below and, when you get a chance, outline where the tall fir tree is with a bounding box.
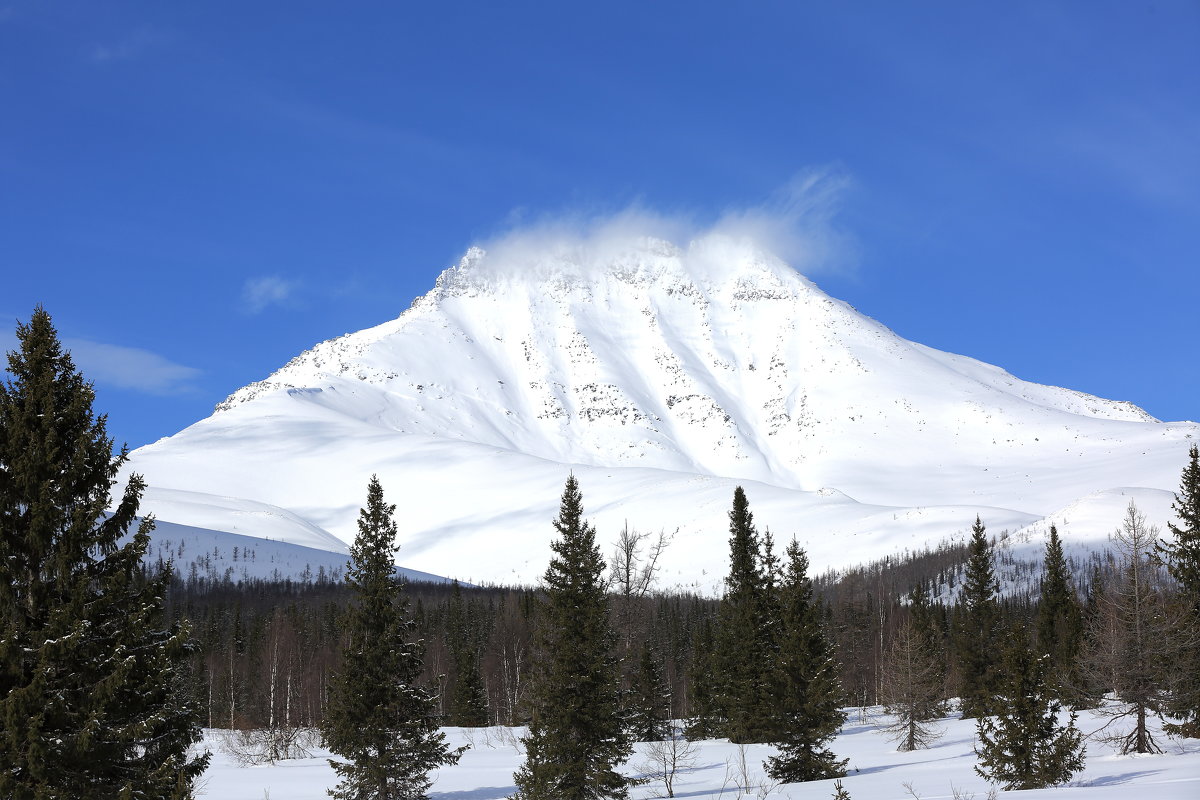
[974,637,1085,790]
[1035,525,1084,705]
[684,615,722,740]
[712,486,774,743]
[1158,444,1200,737]
[954,516,1001,719]
[0,308,209,799]
[765,541,847,782]
[627,641,671,743]
[446,581,489,727]
[512,475,631,800]
[321,476,462,800]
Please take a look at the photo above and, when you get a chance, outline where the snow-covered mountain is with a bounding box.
[121,234,1197,589]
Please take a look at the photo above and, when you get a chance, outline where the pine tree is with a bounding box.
[321,476,462,800]
[765,541,847,782]
[712,486,773,743]
[1158,444,1200,737]
[974,638,1085,790]
[1035,525,1084,705]
[512,474,631,800]
[684,615,722,740]
[447,581,489,727]
[955,516,1001,719]
[0,307,209,799]
[627,641,671,743]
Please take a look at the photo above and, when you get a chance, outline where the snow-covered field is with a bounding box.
[120,238,1199,590]
[196,706,1200,800]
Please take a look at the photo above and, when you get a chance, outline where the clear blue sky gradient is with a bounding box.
[2,1,1198,448]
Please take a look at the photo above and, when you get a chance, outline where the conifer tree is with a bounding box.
[1035,525,1084,705]
[684,615,722,740]
[321,476,461,800]
[974,638,1085,790]
[0,308,209,799]
[765,541,847,782]
[447,581,489,727]
[954,517,1001,719]
[712,487,773,743]
[627,641,671,743]
[512,475,630,800]
[1158,444,1200,737]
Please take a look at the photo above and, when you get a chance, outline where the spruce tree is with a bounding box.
[765,541,847,782]
[712,486,773,743]
[1035,525,1084,705]
[627,641,671,742]
[321,476,462,800]
[974,638,1085,790]
[684,615,722,740]
[1158,444,1200,737]
[512,474,631,800]
[0,307,209,799]
[447,581,489,727]
[954,517,1001,719]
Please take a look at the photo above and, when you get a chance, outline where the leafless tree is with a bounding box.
[881,620,946,750]
[637,723,698,798]
[1086,501,1172,754]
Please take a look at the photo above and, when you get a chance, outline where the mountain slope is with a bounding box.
[121,235,1197,588]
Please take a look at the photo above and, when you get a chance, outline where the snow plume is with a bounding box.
[464,167,856,284]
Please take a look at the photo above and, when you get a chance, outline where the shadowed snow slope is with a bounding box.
[121,236,1198,589]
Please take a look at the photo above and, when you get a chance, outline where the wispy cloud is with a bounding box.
[470,167,858,279]
[0,327,200,396]
[90,27,170,64]
[63,338,201,395]
[242,275,298,313]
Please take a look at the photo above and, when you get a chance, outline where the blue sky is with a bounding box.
[2,1,1197,448]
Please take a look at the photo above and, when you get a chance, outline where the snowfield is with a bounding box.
[120,236,1199,589]
[196,706,1200,800]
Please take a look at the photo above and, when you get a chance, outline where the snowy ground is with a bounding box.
[196,706,1200,800]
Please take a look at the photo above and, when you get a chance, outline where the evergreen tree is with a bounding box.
[321,476,462,800]
[712,487,773,743]
[1158,444,1200,737]
[627,641,671,743]
[954,517,1001,719]
[974,638,1085,790]
[1035,525,1084,705]
[0,308,209,799]
[765,541,847,782]
[684,615,722,740]
[512,475,631,800]
[447,581,489,727]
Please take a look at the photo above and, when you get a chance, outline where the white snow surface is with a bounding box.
[196,705,1200,799]
[121,236,1199,589]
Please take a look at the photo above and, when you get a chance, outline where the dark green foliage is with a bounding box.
[627,642,671,742]
[447,581,489,727]
[1035,525,1084,705]
[684,615,722,740]
[974,638,1085,790]
[0,308,209,799]
[831,779,851,800]
[765,541,847,782]
[1159,444,1200,737]
[512,475,631,800]
[321,476,461,800]
[954,517,1001,719]
[712,487,775,743]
